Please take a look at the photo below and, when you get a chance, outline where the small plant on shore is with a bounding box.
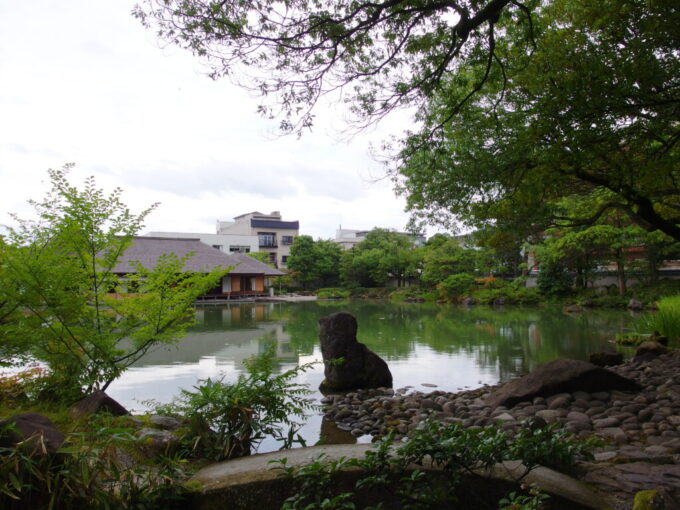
[273,418,597,510]
[156,345,317,461]
[637,295,680,342]
[499,484,550,510]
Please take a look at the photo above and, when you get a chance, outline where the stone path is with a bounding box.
[321,351,680,509]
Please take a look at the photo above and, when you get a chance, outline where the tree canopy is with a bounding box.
[396,0,680,240]
[134,0,533,134]
[135,0,679,242]
[286,236,343,288]
[341,228,421,287]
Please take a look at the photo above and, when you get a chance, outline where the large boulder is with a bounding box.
[589,351,624,367]
[319,312,392,391]
[0,412,65,455]
[69,390,129,419]
[485,358,641,409]
[634,341,668,362]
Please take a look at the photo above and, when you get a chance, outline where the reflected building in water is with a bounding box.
[134,303,298,368]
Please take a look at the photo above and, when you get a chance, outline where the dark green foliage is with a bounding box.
[536,260,573,297]
[439,273,476,299]
[397,0,680,242]
[155,345,317,461]
[0,420,190,510]
[273,418,597,510]
[287,236,343,289]
[341,229,421,288]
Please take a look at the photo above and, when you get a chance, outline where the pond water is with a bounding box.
[106,300,640,451]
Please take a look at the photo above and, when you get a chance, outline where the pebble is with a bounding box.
[319,350,680,502]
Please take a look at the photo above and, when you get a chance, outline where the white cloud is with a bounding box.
[0,0,423,241]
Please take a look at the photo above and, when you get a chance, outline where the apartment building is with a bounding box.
[217,211,299,268]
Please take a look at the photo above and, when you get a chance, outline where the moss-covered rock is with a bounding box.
[633,489,680,510]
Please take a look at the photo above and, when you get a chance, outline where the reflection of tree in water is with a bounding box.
[281,302,639,382]
[421,307,637,382]
[190,301,639,383]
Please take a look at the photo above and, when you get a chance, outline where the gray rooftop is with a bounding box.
[112,237,285,276]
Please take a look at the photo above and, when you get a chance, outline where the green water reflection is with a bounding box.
[107,301,639,449]
[191,300,638,382]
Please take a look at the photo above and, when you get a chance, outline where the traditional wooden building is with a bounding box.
[112,237,285,300]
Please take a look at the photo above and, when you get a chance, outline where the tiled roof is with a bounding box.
[112,237,285,276]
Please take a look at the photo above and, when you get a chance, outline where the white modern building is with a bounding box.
[217,211,300,268]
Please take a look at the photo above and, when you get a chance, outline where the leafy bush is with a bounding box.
[536,260,573,296]
[272,418,597,510]
[0,421,190,510]
[316,288,351,299]
[471,278,541,305]
[438,273,476,299]
[156,346,317,461]
[346,287,396,299]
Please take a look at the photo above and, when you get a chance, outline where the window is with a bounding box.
[212,245,223,251]
[258,232,277,247]
[229,245,251,253]
[268,252,277,265]
[281,255,288,265]
[282,236,294,245]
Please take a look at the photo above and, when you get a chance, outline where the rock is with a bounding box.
[420,399,443,411]
[535,409,561,424]
[634,341,668,362]
[319,312,392,391]
[650,332,669,346]
[461,296,476,306]
[149,415,182,430]
[137,427,178,457]
[628,299,645,311]
[492,297,505,306]
[589,351,624,367]
[593,417,620,429]
[0,412,65,455]
[485,358,641,409]
[599,427,628,443]
[564,304,584,313]
[69,390,129,419]
[633,489,680,510]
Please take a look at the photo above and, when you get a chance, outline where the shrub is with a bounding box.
[438,273,476,299]
[316,288,351,299]
[0,420,190,510]
[536,260,573,296]
[156,345,317,461]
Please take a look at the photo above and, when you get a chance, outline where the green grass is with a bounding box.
[637,295,680,341]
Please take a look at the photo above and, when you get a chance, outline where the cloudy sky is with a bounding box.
[0,1,425,240]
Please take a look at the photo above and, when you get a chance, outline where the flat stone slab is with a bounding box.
[485,359,640,408]
[191,444,611,510]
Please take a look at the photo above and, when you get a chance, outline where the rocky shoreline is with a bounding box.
[321,350,680,508]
